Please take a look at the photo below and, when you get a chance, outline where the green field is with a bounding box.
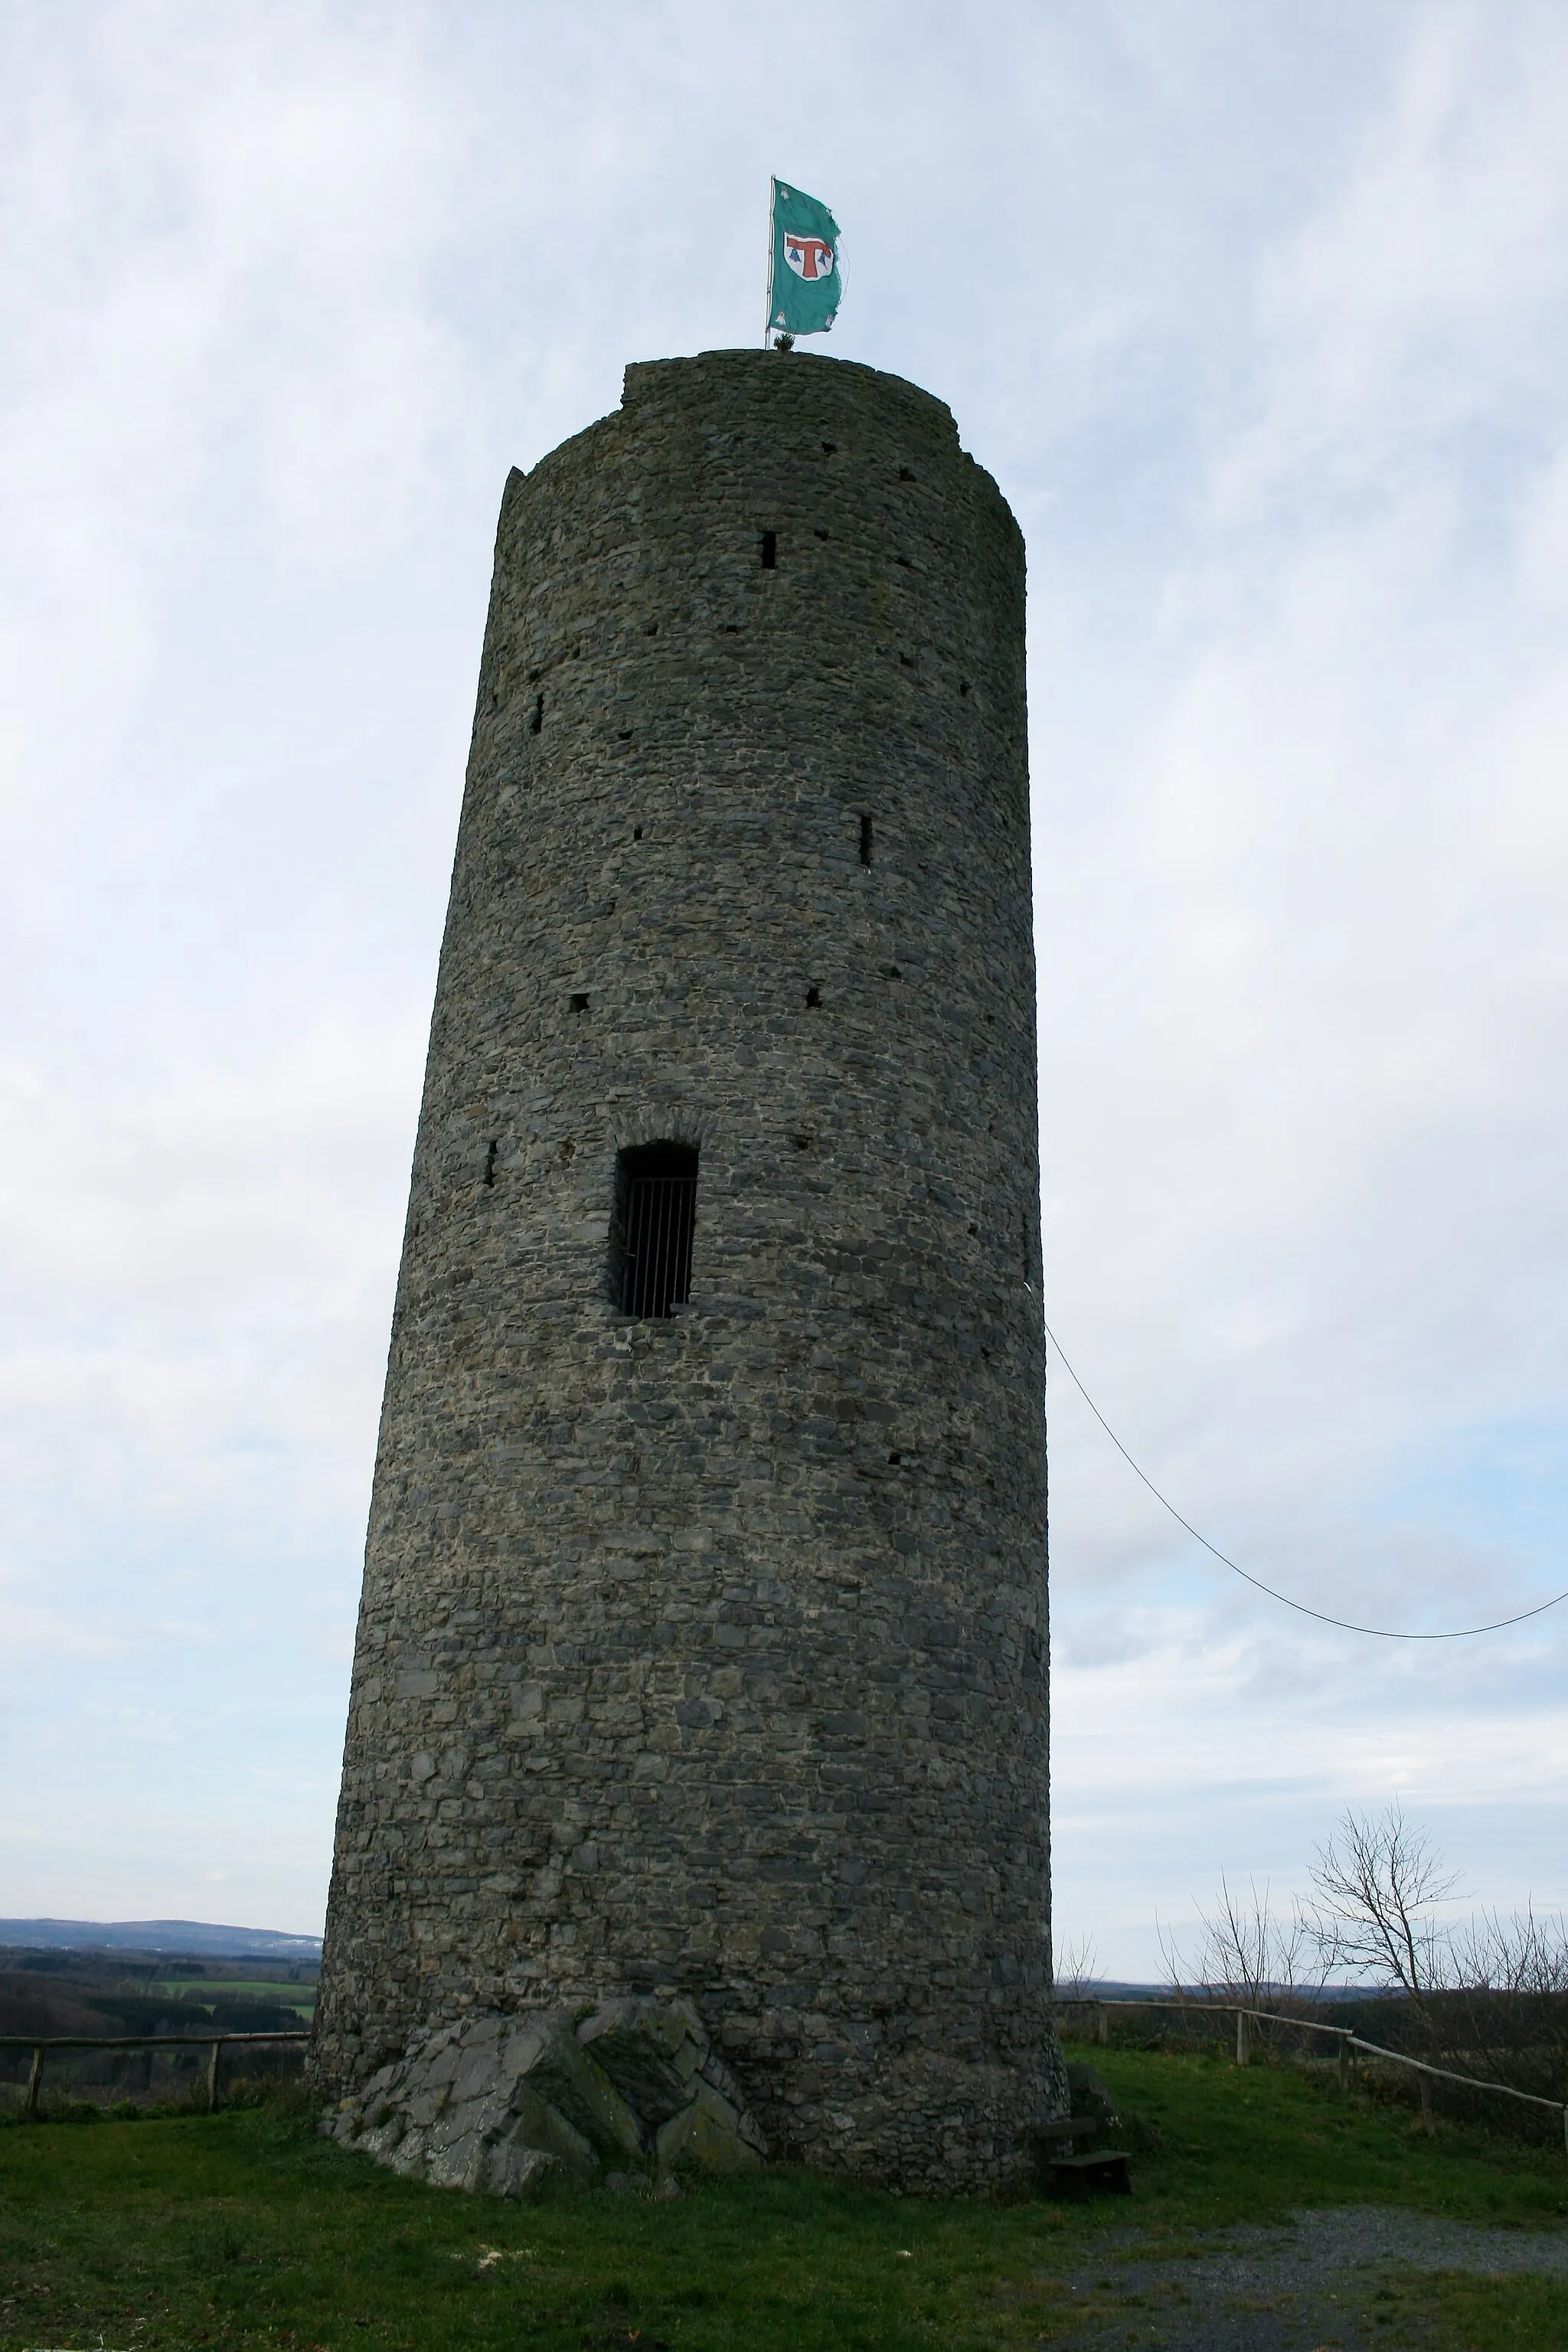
[2,2043,1564,2351]
[154,1981,316,2016]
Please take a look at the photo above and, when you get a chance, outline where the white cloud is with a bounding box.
[0,0,1564,1969]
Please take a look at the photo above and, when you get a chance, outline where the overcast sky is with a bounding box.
[2,0,1566,1973]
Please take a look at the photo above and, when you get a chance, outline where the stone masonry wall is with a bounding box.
[311,348,1067,2190]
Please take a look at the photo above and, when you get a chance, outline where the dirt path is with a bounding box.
[1044,2204,1568,2348]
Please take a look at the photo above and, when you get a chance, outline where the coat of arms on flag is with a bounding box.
[783,230,834,281]
[768,179,841,340]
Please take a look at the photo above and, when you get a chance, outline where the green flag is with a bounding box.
[768,178,841,338]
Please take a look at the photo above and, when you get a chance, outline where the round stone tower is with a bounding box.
[312,348,1067,2191]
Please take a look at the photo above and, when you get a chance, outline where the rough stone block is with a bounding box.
[320,1999,766,2199]
[655,2079,763,2175]
[577,1994,706,2124]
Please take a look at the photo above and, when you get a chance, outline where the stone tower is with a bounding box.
[312,348,1067,2191]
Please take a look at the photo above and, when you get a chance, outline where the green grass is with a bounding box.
[0,2042,1564,2352]
[150,1982,316,2020]
[152,1981,316,2011]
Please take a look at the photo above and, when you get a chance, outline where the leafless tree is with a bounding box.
[1163,1805,1568,2115]
[1308,1804,1568,2104]
[1308,1803,1460,2015]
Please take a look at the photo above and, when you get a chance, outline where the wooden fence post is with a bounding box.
[1096,2007,1109,2047]
[1338,2034,1351,2094]
[24,2044,44,2121]
[206,2040,223,2112]
[1419,2074,1435,2136]
[1236,2009,1251,2067]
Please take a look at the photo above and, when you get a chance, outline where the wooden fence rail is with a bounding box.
[1058,1996,1568,2153]
[0,2030,309,2120]
[7,2008,1566,2156]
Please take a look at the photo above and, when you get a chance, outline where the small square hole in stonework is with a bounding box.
[805,985,822,1007]
[570,992,590,1014]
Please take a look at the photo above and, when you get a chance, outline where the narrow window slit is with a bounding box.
[610,1143,698,1318]
[483,1140,498,1188]
[760,530,777,569]
[859,814,873,867]
[805,985,821,1007]
[530,693,544,735]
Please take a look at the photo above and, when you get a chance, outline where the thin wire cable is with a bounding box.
[1043,1320,1568,1641]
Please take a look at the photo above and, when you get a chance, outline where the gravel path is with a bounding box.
[1043,2204,1568,2348]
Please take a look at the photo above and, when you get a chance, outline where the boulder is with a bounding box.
[577,1994,706,2123]
[655,2077,763,2174]
[321,1995,766,2199]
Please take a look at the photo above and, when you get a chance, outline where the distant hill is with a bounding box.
[0,1919,322,1958]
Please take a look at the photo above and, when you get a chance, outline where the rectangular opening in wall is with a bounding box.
[611,1142,699,1317]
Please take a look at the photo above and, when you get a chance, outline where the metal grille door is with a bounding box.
[619,1171,697,1317]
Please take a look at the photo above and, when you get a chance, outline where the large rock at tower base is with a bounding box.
[319,1998,766,2197]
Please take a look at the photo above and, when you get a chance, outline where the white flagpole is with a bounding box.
[764,177,776,346]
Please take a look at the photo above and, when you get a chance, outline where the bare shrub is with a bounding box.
[1051,1933,1099,2004]
[1432,1905,1568,2108]
[1159,1875,1337,2045]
